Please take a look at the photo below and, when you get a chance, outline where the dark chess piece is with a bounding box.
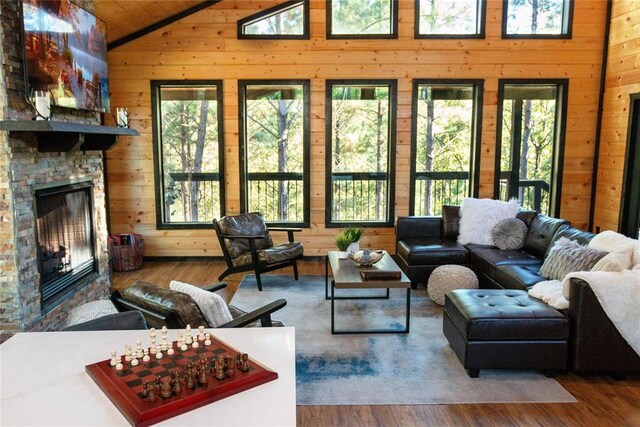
[236,352,242,369]
[173,376,182,395]
[240,353,250,372]
[214,357,226,380]
[226,358,236,377]
[199,365,209,385]
[141,380,149,398]
[223,355,228,372]
[210,356,218,372]
[186,367,196,389]
[155,375,162,387]
[147,384,157,402]
[161,377,172,399]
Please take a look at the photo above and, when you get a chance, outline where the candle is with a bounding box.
[34,91,51,120]
[116,107,128,127]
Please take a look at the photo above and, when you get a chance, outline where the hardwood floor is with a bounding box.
[112,259,640,427]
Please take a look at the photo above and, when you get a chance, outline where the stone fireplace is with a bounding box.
[0,0,112,342]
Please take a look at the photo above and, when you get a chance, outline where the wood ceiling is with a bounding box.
[94,0,205,45]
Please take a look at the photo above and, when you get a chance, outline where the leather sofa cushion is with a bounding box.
[123,281,207,327]
[396,216,442,241]
[517,210,538,228]
[232,241,303,267]
[397,238,469,266]
[442,205,461,240]
[445,289,569,341]
[495,264,545,290]
[523,215,569,257]
[545,226,595,258]
[217,212,273,259]
[471,248,542,278]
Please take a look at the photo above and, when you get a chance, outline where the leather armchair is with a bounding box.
[110,281,287,329]
[213,212,303,291]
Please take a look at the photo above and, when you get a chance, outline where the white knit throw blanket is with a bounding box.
[562,270,640,356]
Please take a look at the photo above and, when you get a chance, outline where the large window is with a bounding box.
[152,81,225,229]
[239,81,310,226]
[326,80,397,227]
[237,0,309,39]
[327,0,398,39]
[496,80,568,216]
[415,0,485,38]
[503,0,573,38]
[410,80,483,216]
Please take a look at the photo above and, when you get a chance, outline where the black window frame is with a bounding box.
[238,79,311,228]
[502,0,574,39]
[409,79,484,216]
[494,78,569,218]
[325,79,397,228]
[414,0,486,39]
[326,0,399,39]
[237,0,310,40]
[619,93,640,238]
[151,80,226,230]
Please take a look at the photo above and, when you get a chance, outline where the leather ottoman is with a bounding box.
[443,289,569,377]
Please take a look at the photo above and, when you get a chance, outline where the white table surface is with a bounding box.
[0,327,296,426]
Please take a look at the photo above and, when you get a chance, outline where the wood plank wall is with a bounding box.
[593,0,640,232]
[106,0,607,257]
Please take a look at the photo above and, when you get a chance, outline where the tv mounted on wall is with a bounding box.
[22,0,110,113]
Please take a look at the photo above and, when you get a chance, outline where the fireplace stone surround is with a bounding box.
[0,0,111,342]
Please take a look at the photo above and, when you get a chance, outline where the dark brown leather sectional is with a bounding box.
[396,206,640,377]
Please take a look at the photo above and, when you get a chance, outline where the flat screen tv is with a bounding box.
[22,0,110,112]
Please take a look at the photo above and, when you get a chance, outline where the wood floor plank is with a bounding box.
[111,259,640,427]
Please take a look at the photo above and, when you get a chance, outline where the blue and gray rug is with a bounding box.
[234,275,576,405]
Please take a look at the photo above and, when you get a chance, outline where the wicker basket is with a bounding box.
[110,237,144,272]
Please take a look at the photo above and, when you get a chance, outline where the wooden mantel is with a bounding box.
[0,120,139,152]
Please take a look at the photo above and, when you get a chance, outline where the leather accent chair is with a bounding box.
[213,212,303,291]
[110,280,287,329]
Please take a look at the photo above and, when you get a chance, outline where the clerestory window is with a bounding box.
[238,0,309,39]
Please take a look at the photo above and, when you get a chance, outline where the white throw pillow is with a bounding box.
[65,300,118,327]
[589,230,640,267]
[458,198,520,245]
[591,246,634,272]
[169,281,233,327]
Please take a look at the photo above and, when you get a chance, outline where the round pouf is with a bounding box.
[427,265,479,305]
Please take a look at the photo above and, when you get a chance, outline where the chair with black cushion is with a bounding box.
[110,280,287,329]
[213,212,304,291]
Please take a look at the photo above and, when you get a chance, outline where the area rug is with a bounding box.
[234,274,576,405]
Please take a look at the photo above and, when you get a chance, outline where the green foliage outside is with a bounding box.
[244,2,304,35]
[507,0,565,35]
[331,0,392,35]
[160,87,221,224]
[418,0,480,35]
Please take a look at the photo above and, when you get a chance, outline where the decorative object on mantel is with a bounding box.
[27,90,53,121]
[334,227,364,259]
[0,120,139,152]
[349,249,383,266]
[115,107,130,128]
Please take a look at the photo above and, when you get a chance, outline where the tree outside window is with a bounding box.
[504,0,572,37]
[328,0,397,38]
[152,82,225,228]
[326,81,396,226]
[240,81,309,226]
[416,0,484,37]
[411,82,481,216]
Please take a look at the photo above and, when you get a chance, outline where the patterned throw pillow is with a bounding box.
[491,218,527,250]
[540,237,607,280]
[591,246,634,272]
[170,281,233,327]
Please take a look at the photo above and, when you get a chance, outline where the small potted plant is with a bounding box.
[334,227,364,259]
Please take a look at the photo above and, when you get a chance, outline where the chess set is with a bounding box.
[85,326,277,427]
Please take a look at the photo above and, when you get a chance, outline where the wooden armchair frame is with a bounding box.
[110,282,287,329]
[213,218,302,291]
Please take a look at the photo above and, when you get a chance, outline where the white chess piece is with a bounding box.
[110,350,118,367]
[124,344,132,362]
[115,362,124,371]
[131,358,139,367]
[156,345,163,359]
[142,348,150,362]
[198,326,205,341]
[136,338,143,359]
[167,347,175,355]
[204,333,212,346]
[180,342,188,351]
[185,324,193,344]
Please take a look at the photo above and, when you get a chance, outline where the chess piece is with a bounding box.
[136,338,143,359]
[131,357,139,367]
[204,333,212,346]
[142,348,150,362]
[124,344,132,362]
[161,377,172,398]
[167,346,175,355]
[198,326,205,341]
[177,332,184,348]
[161,326,169,351]
[198,361,209,385]
[115,362,124,371]
[141,380,149,398]
[236,352,242,369]
[172,370,182,395]
[192,340,199,349]
[226,357,236,377]
[240,353,250,372]
[149,328,157,355]
[110,350,118,367]
[185,324,193,345]
[156,345,163,359]
[147,384,157,403]
[186,367,196,390]
[181,342,188,351]
[215,357,226,380]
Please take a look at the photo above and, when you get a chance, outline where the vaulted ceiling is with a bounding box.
[93,0,206,45]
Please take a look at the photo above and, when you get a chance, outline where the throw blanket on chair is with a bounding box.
[562,270,640,357]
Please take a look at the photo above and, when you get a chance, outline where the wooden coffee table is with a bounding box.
[325,250,411,335]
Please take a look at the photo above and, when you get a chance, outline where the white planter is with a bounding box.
[347,241,360,254]
[337,251,349,259]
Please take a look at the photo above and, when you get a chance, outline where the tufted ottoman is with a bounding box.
[443,289,569,377]
[427,265,478,305]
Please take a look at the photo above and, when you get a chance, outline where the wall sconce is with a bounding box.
[115,107,129,128]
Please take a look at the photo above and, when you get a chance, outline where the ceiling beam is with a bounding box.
[107,0,222,50]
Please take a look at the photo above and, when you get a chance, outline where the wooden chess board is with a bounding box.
[85,335,277,427]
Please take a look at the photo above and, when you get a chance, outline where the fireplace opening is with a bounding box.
[35,181,97,311]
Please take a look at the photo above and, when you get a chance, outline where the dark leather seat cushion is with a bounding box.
[445,289,569,341]
[397,238,469,266]
[495,264,546,290]
[470,248,542,278]
[522,215,569,257]
[232,241,303,267]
